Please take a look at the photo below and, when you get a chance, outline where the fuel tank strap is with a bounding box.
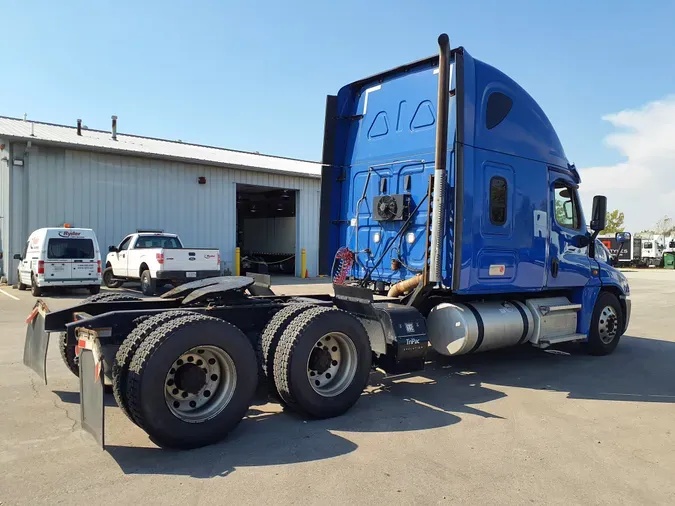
[464,302,485,353]
[513,301,530,344]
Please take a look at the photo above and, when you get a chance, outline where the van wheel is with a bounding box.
[89,285,101,295]
[31,274,43,297]
[140,270,156,296]
[103,267,123,288]
[17,271,27,291]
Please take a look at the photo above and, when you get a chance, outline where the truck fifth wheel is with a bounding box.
[22,33,631,450]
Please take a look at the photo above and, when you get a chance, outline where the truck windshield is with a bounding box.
[644,241,653,249]
[135,236,182,249]
[47,238,95,259]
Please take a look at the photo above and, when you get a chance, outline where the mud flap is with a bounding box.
[77,334,105,450]
[23,300,51,384]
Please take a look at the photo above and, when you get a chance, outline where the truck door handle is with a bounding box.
[551,258,559,278]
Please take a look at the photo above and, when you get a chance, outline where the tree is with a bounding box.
[654,215,674,245]
[601,210,625,234]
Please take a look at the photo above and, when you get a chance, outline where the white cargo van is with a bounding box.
[14,228,102,296]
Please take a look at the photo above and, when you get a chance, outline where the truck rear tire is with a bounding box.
[126,314,258,449]
[584,292,624,356]
[140,270,156,296]
[103,267,123,288]
[273,307,371,419]
[112,310,194,422]
[89,285,101,295]
[260,304,315,397]
[59,293,142,377]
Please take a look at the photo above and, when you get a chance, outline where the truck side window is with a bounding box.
[486,92,513,130]
[119,237,132,251]
[554,183,580,230]
[489,176,507,225]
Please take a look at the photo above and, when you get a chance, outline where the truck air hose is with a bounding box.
[359,192,428,287]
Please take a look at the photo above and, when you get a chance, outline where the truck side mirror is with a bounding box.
[571,235,590,248]
[13,254,22,260]
[615,232,631,244]
[590,195,607,231]
[108,245,118,253]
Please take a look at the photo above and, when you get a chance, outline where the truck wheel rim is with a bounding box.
[164,345,237,423]
[598,306,619,344]
[306,332,358,397]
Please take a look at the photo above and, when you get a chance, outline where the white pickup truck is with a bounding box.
[103,231,220,295]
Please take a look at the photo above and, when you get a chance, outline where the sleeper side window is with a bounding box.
[554,182,581,230]
[489,176,507,225]
[486,92,513,130]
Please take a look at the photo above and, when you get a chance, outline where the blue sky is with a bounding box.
[2,0,675,230]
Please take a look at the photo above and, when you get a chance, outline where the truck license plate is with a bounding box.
[186,272,197,278]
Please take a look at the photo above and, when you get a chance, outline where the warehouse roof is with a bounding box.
[0,116,321,178]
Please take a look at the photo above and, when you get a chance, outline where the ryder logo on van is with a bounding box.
[58,231,81,238]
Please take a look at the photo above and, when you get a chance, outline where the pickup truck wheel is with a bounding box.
[126,314,257,449]
[584,292,624,356]
[17,271,27,291]
[30,274,43,297]
[112,310,194,422]
[140,270,156,296]
[260,304,315,398]
[103,267,123,288]
[273,307,371,419]
[58,293,143,377]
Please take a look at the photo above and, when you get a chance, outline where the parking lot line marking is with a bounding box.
[0,288,20,300]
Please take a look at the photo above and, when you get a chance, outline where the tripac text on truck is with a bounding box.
[22,34,631,451]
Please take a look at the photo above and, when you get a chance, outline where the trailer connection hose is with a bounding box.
[358,192,429,288]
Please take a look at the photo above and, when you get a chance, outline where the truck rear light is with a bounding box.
[97,260,101,273]
[156,253,165,264]
[217,252,220,265]
[37,261,45,274]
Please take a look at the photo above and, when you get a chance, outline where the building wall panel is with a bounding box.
[15,148,319,281]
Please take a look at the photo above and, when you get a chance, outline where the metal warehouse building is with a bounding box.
[0,116,322,285]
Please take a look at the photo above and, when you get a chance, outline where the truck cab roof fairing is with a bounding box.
[467,55,569,170]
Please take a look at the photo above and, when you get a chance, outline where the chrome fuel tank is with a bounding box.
[427,300,534,356]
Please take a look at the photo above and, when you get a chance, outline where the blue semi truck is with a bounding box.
[23,34,631,450]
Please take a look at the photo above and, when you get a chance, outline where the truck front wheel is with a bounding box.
[273,307,371,419]
[584,292,624,356]
[140,270,156,296]
[126,314,258,449]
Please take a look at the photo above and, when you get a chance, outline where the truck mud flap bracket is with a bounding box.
[23,300,51,385]
[77,329,106,450]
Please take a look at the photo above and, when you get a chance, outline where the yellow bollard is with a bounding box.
[235,247,241,276]
[300,248,307,278]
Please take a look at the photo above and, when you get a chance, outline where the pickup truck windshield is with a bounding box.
[47,238,95,259]
[135,236,182,249]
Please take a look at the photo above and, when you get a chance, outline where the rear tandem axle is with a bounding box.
[23,275,427,450]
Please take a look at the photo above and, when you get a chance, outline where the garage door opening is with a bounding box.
[236,184,296,276]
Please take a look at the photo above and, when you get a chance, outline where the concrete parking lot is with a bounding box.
[1,272,674,505]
